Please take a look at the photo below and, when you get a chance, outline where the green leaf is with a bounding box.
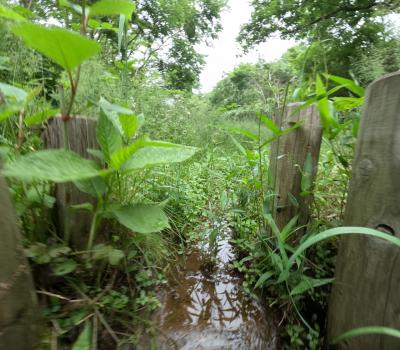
[287,192,299,208]
[332,97,364,111]
[118,14,125,52]
[255,271,274,288]
[260,121,303,148]
[290,277,334,296]
[109,136,146,169]
[53,259,77,276]
[265,213,289,266]
[218,125,258,141]
[89,0,135,18]
[72,322,92,350]
[112,203,170,234]
[11,22,101,71]
[0,4,27,21]
[324,74,365,97]
[316,75,338,131]
[230,135,247,157]
[122,142,197,171]
[92,244,125,265]
[25,108,59,126]
[0,82,27,102]
[332,326,400,345]
[0,104,22,122]
[74,176,107,197]
[257,113,281,135]
[97,97,133,135]
[2,150,101,182]
[262,196,272,215]
[287,227,400,272]
[87,148,104,161]
[209,228,219,247]
[96,112,123,161]
[59,0,82,14]
[280,215,299,242]
[119,113,141,138]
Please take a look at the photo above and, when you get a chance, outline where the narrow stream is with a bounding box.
[152,223,279,349]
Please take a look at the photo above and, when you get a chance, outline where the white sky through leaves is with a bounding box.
[196,0,296,92]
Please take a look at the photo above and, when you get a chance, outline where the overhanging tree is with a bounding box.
[239,0,400,80]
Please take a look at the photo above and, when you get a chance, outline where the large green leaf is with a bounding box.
[109,136,146,169]
[25,108,59,126]
[333,96,364,111]
[0,4,27,21]
[0,104,22,122]
[0,82,27,102]
[11,22,101,71]
[89,0,135,18]
[59,0,82,14]
[2,150,101,182]
[96,112,123,161]
[324,74,365,97]
[53,259,78,276]
[112,203,170,234]
[74,176,107,197]
[119,113,144,138]
[122,142,197,171]
[97,97,133,135]
[92,244,125,265]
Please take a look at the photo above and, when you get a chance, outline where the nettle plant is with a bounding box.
[0,2,197,255]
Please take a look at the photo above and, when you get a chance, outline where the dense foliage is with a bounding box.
[239,0,400,80]
[1,0,400,349]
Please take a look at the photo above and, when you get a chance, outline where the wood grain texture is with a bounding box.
[43,116,98,249]
[0,165,38,349]
[269,103,322,231]
[327,72,400,349]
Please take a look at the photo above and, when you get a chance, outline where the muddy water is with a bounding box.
[153,226,279,349]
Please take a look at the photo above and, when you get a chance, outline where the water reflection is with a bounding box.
[154,229,278,350]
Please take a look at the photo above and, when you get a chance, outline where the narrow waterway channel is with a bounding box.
[151,224,279,349]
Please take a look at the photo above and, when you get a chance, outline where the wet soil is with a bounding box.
[151,228,279,350]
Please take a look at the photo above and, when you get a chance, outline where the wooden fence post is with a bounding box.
[269,103,322,231]
[327,72,400,349]
[0,164,38,349]
[43,116,98,249]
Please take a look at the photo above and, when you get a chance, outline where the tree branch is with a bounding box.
[308,1,380,26]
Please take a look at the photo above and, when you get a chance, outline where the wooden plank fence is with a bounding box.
[327,72,400,349]
[0,163,38,349]
[269,103,322,232]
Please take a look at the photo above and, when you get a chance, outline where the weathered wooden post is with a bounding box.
[0,164,38,349]
[269,103,322,231]
[43,116,98,249]
[327,72,400,349]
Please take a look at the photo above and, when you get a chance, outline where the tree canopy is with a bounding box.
[238,0,400,80]
[12,0,226,91]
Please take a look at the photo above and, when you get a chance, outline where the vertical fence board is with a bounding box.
[0,166,38,349]
[269,103,322,231]
[43,116,98,249]
[327,72,400,349]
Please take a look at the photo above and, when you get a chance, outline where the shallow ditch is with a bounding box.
[148,222,279,350]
